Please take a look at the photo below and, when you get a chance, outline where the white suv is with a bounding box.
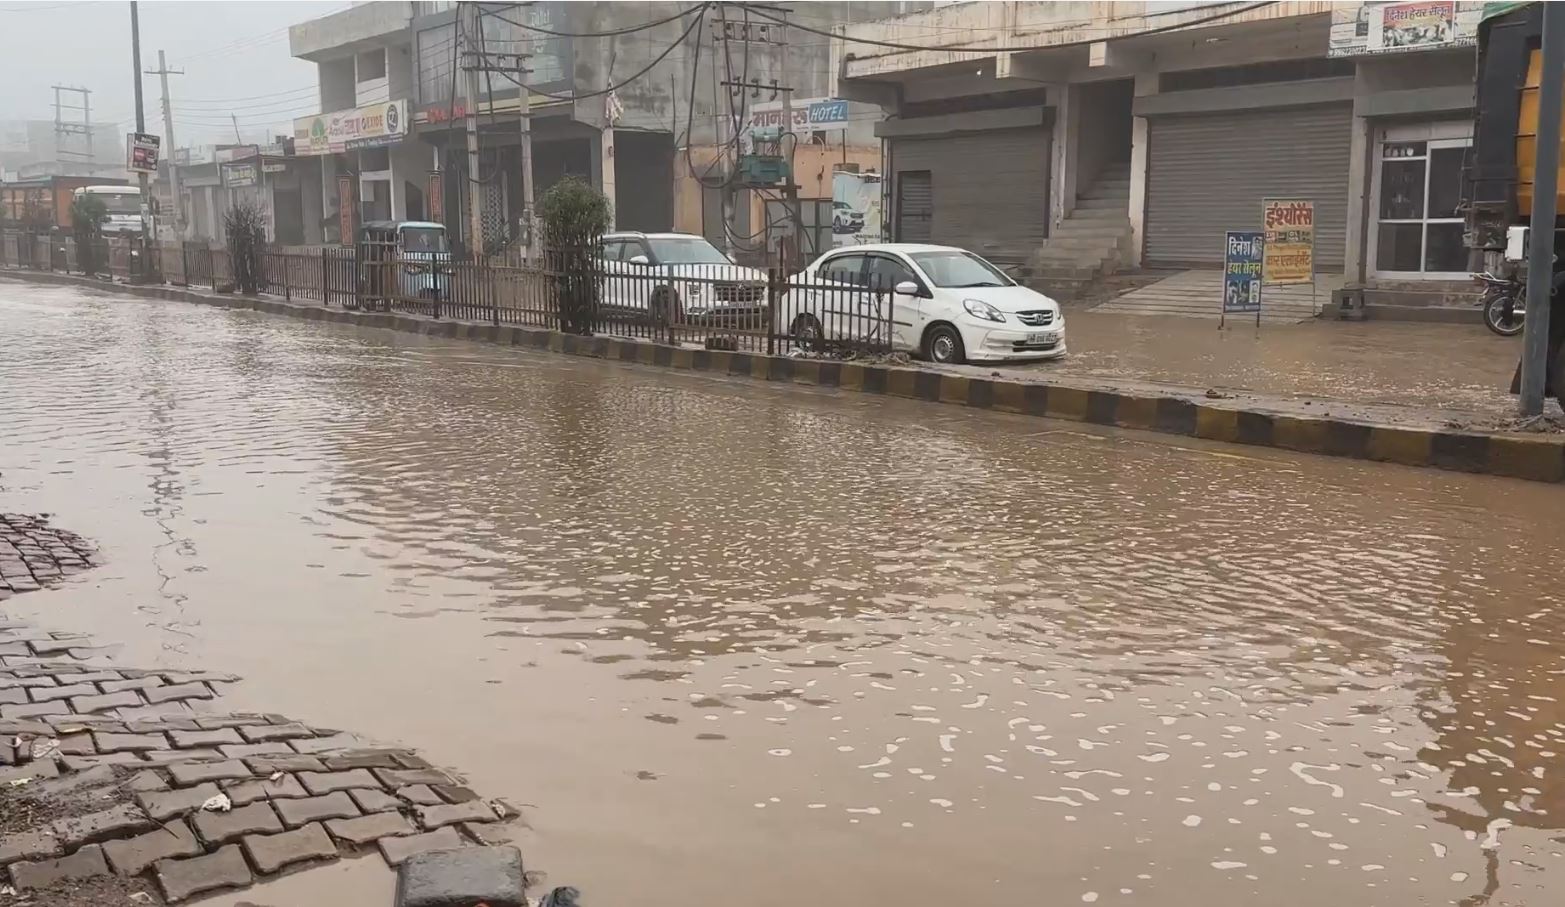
[597,232,769,319]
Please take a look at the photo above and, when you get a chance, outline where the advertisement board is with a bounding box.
[1261,199,1315,286]
[1222,231,1264,323]
[222,161,259,188]
[294,100,408,156]
[1327,1,1481,57]
[126,133,160,174]
[832,170,883,247]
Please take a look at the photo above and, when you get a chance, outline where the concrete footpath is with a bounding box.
[4,268,1563,484]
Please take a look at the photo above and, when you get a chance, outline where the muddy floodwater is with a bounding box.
[4,282,1565,907]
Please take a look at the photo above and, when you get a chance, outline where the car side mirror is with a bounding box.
[894,280,920,296]
[628,254,650,265]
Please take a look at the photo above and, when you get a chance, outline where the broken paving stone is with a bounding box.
[375,767,454,788]
[155,843,252,903]
[288,732,361,754]
[31,764,117,798]
[416,800,499,831]
[103,820,202,876]
[138,782,222,822]
[0,830,62,867]
[29,683,97,702]
[93,731,169,753]
[193,715,269,730]
[1,701,69,719]
[61,751,141,771]
[237,723,312,743]
[325,811,416,846]
[395,846,525,907]
[143,682,214,705]
[241,822,338,875]
[169,727,242,749]
[99,677,167,695]
[432,784,479,804]
[378,827,463,867]
[222,773,307,806]
[350,788,402,814]
[244,754,324,774]
[297,768,382,795]
[219,742,295,759]
[397,784,444,806]
[0,760,60,784]
[168,759,251,786]
[125,770,169,793]
[70,691,145,714]
[125,717,202,733]
[57,733,96,755]
[53,803,154,848]
[273,791,359,828]
[322,749,405,770]
[192,801,283,846]
[9,843,110,891]
[140,748,222,766]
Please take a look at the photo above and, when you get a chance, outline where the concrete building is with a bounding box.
[837,0,1480,313]
[389,1,916,258]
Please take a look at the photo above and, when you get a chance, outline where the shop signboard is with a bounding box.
[1261,198,1315,286]
[337,174,355,244]
[747,97,852,135]
[222,160,259,188]
[1221,231,1264,326]
[126,132,160,173]
[428,170,444,227]
[1327,1,1481,57]
[294,100,408,156]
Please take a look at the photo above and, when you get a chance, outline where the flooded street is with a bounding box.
[5,282,1565,907]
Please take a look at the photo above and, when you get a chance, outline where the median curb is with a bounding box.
[7,268,1564,484]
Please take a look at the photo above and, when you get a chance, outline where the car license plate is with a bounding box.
[1027,332,1058,344]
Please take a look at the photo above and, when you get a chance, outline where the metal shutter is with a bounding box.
[1145,104,1351,269]
[897,171,933,242]
[891,127,1049,265]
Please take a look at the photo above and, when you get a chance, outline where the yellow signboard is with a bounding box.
[1262,198,1315,285]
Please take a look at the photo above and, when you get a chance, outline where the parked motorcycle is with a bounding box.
[1474,271,1526,336]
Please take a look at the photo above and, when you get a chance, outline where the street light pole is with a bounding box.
[1521,2,1565,416]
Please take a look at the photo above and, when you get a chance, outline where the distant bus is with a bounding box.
[72,185,143,235]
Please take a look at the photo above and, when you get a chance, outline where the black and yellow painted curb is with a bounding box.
[7,269,1564,484]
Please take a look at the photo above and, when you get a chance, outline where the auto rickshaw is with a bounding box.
[354,220,450,310]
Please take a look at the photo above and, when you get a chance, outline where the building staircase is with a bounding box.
[1017,162,1133,302]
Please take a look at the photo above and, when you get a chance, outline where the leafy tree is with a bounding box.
[538,176,610,334]
[70,194,108,276]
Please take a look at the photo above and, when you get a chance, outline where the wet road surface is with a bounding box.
[3,281,1565,906]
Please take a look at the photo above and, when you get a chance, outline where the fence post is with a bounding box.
[321,247,329,305]
[767,267,779,357]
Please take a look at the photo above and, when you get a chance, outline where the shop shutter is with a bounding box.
[891,126,1049,265]
[1145,104,1351,269]
[897,171,933,242]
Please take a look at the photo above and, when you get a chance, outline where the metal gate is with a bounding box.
[1145,104,1352,268]
[896,171,933,243]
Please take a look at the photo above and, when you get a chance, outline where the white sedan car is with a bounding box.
[597,232,768,319]
[781,243,1065,364]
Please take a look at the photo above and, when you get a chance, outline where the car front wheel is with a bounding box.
[923,324,966,365]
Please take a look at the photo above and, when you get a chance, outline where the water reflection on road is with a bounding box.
[3,282,1565,907]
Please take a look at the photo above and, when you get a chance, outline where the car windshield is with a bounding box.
[401,227,448,253]
[93,194,141,216]
[909,251,1014,288]
[646,237,731,265]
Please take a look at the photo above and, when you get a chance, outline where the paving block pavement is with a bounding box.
[169,759,251,785]
[299,767,383,795]
[103,820,203,875]
[274,790,361,827]
[242,822,339,875]
[326,810,417,846]
[418,799,499,830]
[191,800,284,846]
[380,827,465,867]
[0,830,62,867]
[52,802,154,848]
[139,782,224,822]
[223,772,308,805]
[9,843,110,890]
[156,843,253,902]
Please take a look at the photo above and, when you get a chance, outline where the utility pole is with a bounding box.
[147,50,185,237]
[129,1,149,274]
[230,114,242,144]
[776,9,800,271]
[516,43,536,261]
[1522,3,1565,416]
[715,8,795,266]
[461,4,485,260]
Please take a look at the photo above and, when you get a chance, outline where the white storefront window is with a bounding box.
[1370,121,1473,279]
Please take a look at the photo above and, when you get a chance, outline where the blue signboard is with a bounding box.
[1223,231,1264,319]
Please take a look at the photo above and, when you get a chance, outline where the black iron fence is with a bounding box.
[0,231,902,358]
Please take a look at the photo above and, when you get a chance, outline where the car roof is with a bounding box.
[820,243,965,255]
[362,220,443,230]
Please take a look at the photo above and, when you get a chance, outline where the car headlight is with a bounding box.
[963,298,1005,322]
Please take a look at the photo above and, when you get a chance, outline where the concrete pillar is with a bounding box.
[1126,70,1158,268]
[1344,110,1372,283]
[601,126,617,230]
[1050,84,1079,229]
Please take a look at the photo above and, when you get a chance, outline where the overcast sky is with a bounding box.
[0,0,345,147]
